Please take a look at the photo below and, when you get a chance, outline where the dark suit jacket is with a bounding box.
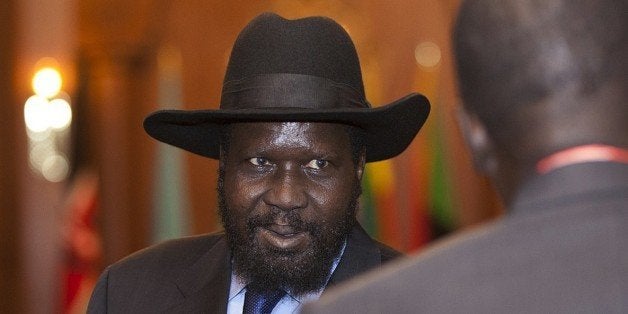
[87,223,398,313]
[303,162,628,313]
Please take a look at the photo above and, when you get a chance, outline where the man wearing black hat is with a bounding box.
[302,0,628,313]
[87,13,429,313]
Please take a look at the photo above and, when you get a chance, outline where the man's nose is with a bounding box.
[263,167,307,211]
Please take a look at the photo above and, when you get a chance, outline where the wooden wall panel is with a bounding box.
[0,1,24,312]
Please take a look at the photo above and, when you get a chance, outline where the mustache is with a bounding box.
[247,211,320,235]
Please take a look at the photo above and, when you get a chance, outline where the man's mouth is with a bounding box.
[256,224,310,251]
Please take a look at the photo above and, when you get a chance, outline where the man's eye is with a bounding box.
[249,157,270,166]
[305,159,329,170]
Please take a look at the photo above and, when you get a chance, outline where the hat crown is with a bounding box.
[144,13,430,163]
[223,13,365,99]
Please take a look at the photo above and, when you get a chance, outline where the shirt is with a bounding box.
[226,241,346,314]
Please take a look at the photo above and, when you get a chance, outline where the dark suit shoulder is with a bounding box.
[90,232,231,313]
[373,240,401,263]
[110,232,226,274]
[119,232,226,261]
[347,223,402,262]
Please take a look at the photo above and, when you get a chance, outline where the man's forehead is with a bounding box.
[228,122,351,149]
[268,122,310,135]
[230,121,348,134]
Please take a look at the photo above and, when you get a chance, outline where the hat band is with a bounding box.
[220,73,369,110]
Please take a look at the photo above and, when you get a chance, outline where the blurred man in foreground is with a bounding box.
[302,0,628,312]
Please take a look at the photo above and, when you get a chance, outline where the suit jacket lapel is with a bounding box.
[167,235,232,313]
[326,223,381,289]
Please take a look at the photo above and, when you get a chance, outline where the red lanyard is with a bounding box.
[536,144,628,174]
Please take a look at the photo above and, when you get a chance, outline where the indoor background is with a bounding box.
[1,0,502,313]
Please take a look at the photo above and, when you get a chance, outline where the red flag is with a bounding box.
[60,169,102,314]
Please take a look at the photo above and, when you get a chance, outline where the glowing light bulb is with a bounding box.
[32,67,62,98]
[24,95,50,132]
[48,98,72,129]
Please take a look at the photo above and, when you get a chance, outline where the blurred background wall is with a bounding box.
[1,0,502,313]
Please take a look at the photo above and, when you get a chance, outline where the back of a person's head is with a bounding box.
[453,0,627,159]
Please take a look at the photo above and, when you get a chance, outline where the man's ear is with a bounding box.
[456,106,498,175]
[356,149,366,181]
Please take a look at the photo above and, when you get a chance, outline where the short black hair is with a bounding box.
[454,0,628,134]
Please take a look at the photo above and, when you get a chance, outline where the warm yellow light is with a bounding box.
[41,154,69,182]
[24,95,50,132]
[415,41,442,68]
[49,98,72,129]
[29,141,55,170]
[24,95,72,132]
[32,67,63,98]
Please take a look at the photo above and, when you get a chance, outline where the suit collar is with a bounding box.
[511,162,628,217]
[326,223,382,288]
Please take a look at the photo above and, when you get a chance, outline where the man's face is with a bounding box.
[218,122,363,295]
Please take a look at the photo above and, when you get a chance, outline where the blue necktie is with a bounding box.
[242,285,286,314]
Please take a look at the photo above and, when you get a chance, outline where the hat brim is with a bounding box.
[143,93,429,162]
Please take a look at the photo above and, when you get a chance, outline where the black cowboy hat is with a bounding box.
[144,13,430,162]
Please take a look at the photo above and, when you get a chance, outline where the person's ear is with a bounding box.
[456,106,498,176]
[356,149,366,181]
